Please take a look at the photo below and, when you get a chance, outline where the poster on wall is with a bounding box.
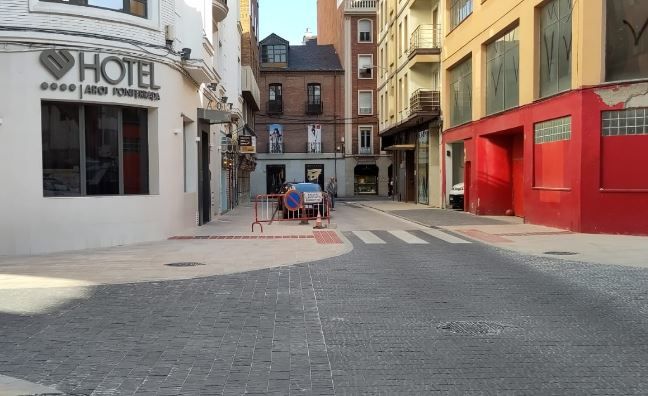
[268,124,283,153]
[305,164,325,190]
[307,124,322,153]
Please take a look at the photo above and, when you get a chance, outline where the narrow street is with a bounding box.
[1,204,648,394]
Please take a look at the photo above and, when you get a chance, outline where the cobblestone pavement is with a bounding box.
[2,230,648,394]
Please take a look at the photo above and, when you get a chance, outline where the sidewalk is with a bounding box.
[0,204,350,315]
[360,201,648,268]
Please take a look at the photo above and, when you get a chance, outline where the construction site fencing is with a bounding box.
[252,193,331,232]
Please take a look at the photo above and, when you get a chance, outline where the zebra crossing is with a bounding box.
[349,229,472,245]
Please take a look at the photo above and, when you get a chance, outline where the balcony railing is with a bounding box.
[269,141,283,154]
[267,100,283,114]
[307,142,322,154]
[409,24,442,55]
[359,106,373,115]
[213,0,229,23]
[409,89,440,114]
[359,146,372,155]
[344,0,377,13]
[305,102,323,115]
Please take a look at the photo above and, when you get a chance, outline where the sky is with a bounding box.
[259,0,318,45]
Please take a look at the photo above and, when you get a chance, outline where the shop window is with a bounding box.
[602,108,648,136]
[358,55,373,79]
[534,116,571,144]
[539,0,572,98]
[41,101,149,197]
[41,0,147,18]
[417,130,429,204]
[486,26,519,115]
[605,0,648,82]
[450,0,472,30]
[358,91,373,115]
[449,57,472,127]
[358,19,373,42]
[261,44,287,63]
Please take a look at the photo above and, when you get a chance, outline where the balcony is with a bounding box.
[344,0,377,13]
[408,24,442,58]
[359,146,372,155]
[305,102,323,115]
[307,142,322,154]
[213,0,228,23]
[241,66,260,111]
[409,89,440,114]
[267,100,283,115]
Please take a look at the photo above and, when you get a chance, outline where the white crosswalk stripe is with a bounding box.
[421,229,471,244]
[352,231,386,244]
[388,230,428,244]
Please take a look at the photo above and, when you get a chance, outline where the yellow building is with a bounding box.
[377,0,442,205]
[441,0,648,235]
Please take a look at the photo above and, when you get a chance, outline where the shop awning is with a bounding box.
[383,144,415,151]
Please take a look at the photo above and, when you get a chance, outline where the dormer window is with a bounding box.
[262,45,287,63]
[41,0,147,18]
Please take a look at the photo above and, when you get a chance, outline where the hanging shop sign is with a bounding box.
[238,135,257,154]
[39,49,161,101]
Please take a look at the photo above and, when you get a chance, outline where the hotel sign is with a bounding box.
[39,49,161,101]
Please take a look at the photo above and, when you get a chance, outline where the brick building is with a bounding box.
[318,0,392,196]
[250,34,346,196]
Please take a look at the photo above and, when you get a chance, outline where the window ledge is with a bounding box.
[532,187,571,191]
[30,0,160,31]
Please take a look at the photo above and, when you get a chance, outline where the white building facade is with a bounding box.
[0,0,232,255]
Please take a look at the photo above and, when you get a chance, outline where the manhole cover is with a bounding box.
[164,262,206,267]
[437,321,505,335]
[543,251,578,256]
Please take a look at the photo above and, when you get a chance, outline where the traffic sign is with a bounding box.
[283,190,302,211]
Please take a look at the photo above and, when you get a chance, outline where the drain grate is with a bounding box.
[437,321,505,335]
[543,251,578,256]
[164,262,206,267]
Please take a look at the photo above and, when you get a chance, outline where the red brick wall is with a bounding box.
[255,71,345,153]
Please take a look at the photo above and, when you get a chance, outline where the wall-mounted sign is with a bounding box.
[39,49,161,101]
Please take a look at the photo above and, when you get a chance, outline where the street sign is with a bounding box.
[283,191,302,211]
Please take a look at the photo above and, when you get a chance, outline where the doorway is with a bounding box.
[512,134,524,217]
[405,150,416,202]
[266,164,285,194]
[197,124,211,225]
[305,164,325,190]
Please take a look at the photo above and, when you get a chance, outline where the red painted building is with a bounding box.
[441,0,648,235]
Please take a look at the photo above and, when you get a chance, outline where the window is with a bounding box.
[41,101,149,197]
[539,0,572,98]
[268,84,283,113]
[358,55,373,79]
[450,0,472,29]
[534,116,571,144]
[358,19,372,42]
[605,0,648,82]
[306,83,322,114]
[358,91,373,115]
[449,57,472,127]
[486,26,520,115]
[41,0,147,18]
[602,108,648,136]
[261,45,287,63]
[307,83,321,104]
[359,126,373,154]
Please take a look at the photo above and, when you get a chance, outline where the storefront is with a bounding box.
[0,46,218,254]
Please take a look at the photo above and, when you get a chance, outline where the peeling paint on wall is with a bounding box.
[595,82,648,108]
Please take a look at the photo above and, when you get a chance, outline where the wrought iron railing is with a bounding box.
[409,24,442,53]
[267,101,283,114]
[307,142,322,153]
[305,102,323,115]
[269,141,283,154]
[344,0,377,12]
[409,89,440,113]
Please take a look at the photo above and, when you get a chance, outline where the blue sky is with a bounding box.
[259,0,317,45]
